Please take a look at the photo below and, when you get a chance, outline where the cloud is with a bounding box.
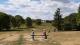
[0,0,79,20]
[53,0,70,3]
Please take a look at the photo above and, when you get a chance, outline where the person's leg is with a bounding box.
[32,35,34,40]
[45,35,47,39]
[44,34,47,39]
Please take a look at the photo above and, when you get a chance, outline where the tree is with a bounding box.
[53,8,63,31]
[76,4,80,30]
[15,15,25,28]
[9,15,17,28]
[26,17,33,28]
[76,5,80,25]
[63,13,77,30]
[78,4,80,13]
[0,12,10,30]
[36,19,42,25]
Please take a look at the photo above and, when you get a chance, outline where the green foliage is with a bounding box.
[46,20,52,23]
[9,15,17,28]
[63,5,80,31]
[36,19,42,25]
[76,5,80,30]
[78,5,80,13]
[64,13,77,24]
[0,12,10,30]
[15,15,25,28]
[26,17,33,28]
[63,23,72,31]
[53,8,63,31]
[63,23,77,31]
[63,13,77,31]
[76,5,80,25]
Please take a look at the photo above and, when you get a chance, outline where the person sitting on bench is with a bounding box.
[43,29,47,39]
[32,29,35,40]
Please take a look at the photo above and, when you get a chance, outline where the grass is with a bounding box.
[0,23,80,45]
[16,34,24,45]
[30,38,61,45]
[0,23,56,45]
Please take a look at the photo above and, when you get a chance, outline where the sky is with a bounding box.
[0,0,80,20]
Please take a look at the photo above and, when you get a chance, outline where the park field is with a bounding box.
[0,23,79,45]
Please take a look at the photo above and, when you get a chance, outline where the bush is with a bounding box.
[36,19,42,25]
[63,23,72,31]
[77,24,80,30]
[72,24,77,30]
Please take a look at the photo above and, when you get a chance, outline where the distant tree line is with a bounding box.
[0,13,26,31]
[0,12,43,31]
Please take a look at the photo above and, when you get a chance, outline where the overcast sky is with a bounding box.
[0,0,80,20]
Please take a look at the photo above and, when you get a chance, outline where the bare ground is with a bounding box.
[0,30,80,45]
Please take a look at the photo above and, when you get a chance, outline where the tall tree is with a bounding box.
[53,8,62,31]
[77,4,80,25]
[76,4,80,30]
[26,17,33,28]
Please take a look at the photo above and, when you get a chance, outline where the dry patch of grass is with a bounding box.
[49,31,80,45]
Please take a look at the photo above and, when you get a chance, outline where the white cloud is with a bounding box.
[53,0,70,3]
[0,0,79,20]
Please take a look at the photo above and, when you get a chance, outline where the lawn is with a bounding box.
[0,23,79,45]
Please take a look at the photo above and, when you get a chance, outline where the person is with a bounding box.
[32,30,35,40]
[42,29,47,39]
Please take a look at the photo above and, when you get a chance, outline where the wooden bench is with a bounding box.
[31,34,48,40]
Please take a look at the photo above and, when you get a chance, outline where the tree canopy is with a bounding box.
[15,15,25,28]
[26,17,33,28]
[0,12,10,30]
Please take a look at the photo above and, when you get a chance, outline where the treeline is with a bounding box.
[53,5,80,31]
[1,5,80,31]
[0,12,44,31]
